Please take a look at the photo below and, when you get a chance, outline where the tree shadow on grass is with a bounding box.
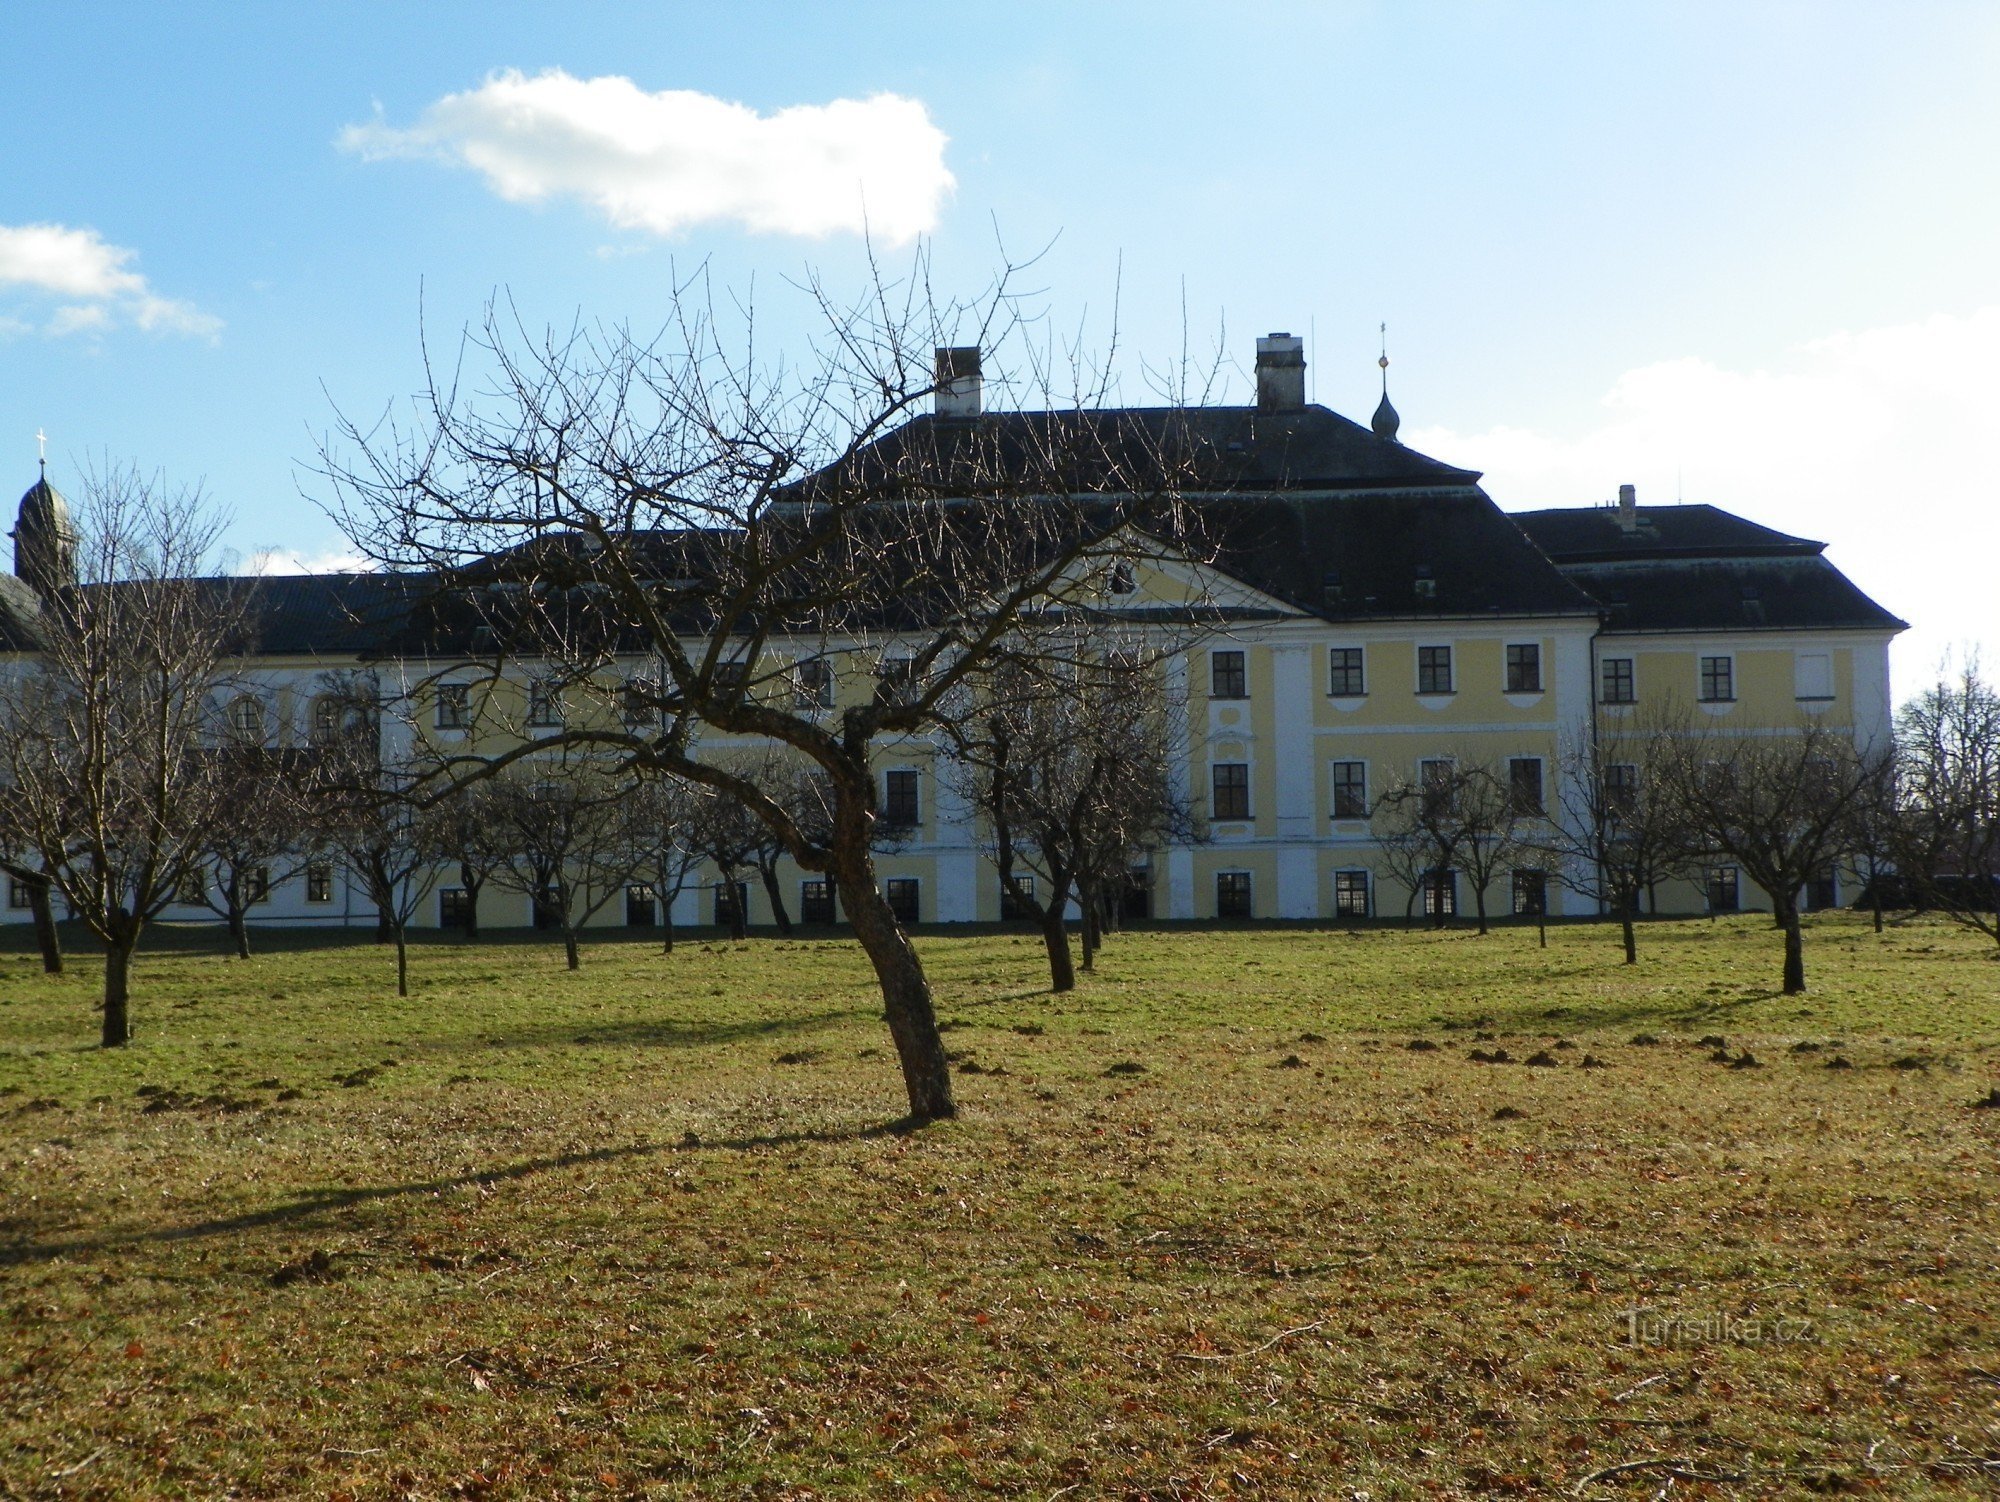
[438,1007,874,1053]
[0,1115,929,1269]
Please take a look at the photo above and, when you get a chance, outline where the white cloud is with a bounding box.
[340,70,953,244]
[248,545,374,577]
[0,222,220,340]
[1406,308,2000,696]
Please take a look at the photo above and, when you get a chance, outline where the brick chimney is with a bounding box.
[1255,333,1306,411]
[1617,483,1638,533]
[934,347,982,419]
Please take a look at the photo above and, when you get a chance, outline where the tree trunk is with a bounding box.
[1039,904,1075,993]
[1780,901,1806,994]
[394,924,409,998]
[1079,887,1101,972]
[1537,907,1548,948]
[563,929,581,970]
[720,869,747,941]
[102,934,136,1047]
[660,894,676,954]
[1621,908,1637,965]
[228,902,251,960]
[759,860,794,936]
[833,848,954,1123]
[1473,886,1490,936]
[460,865,483,939]
[28,882,61,975]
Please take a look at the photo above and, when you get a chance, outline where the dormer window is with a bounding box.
[1413,565,1437,601]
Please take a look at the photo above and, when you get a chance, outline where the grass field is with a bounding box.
[3,914,1997,1500]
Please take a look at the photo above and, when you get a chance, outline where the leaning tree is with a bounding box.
[318,266,1211,1121]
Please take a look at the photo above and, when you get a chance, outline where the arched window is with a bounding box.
[311,695,343,744]
[228,695,265,744]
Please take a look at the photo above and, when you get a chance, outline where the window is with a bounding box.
[714,881,749,927]
[1699,655,1734,703]
[1511,869,1547,916]
[1419,757,1456,818]
[1330,761,1368,819]
[622,676,659,728]
[1210,650,1247,700]
[435,683,470,730]
[1505,643,1542,694]
[1216,871,1253,919]
[438,888,470,930]
[1706,865,1740,913]
[883,768,921,828]
[714,661,750,697]
[228,695,265,743]
[1418,645,1453,695]
[176,869,206,906]
[1805,872,1839,911]
[1795,652,1834,701]
[245,867,271,906]
[791,658,834,710]
[999,874,1037,921]
[526,678,565,728]
[877,658,922,703]
[1604,763,1640,816]
[625,885,657,927]
[1328,647,1365,697]
[533,886,561,930]
[1423,869,1458,917]
[1508,757,1544,816]
[800,879,836,924]
[1107,560,1136,595]
[7,877,34,910]
[305,861,333,904]
[1334,869,1370,918]
[885,877,920,926]
[1600,657,1636,705]
[311,696,343,743]
[1211,762,1251,821]
[1118,867,1152,922]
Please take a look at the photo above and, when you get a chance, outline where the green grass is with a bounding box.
[3,914,1998,1499]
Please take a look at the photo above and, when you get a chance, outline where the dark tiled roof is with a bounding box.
[1512,503,1820,561]
[0,574,48,650]
[1511,503,1904,634]
[801,404,1480,499]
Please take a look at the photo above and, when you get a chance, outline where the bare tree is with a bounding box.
[1538,725,1700,964]
[679,783,765,940]
[317,263,1210,1121]
[0,468,249,1045]
[425,779,509,939]
[947,646,1191,989]
[0,798,63,974]
[1891,664,2000,950]
[192,743,312,960]
[1660,716,1885,994]
[484,759,655,968]
[1373,759,1489,929]
[633,775,709,952]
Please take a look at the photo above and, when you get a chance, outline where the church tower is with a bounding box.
[15,460,79,598]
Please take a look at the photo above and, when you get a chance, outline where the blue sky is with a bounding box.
[4,1,1996,688]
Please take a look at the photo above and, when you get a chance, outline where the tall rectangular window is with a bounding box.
[883,768,920,827]
[1600,657,1635,704]
[999,874,1037,921]
[1328,647,1365,697]
[1334,869,1370,918]
[1699,655,1735,703]
[625,886,657,927]
[1505,643,1542,693]
[1419,757,1455,818]
[245,867,271,905]
[1418,645,1453,695]
[885,877,920,925]
[1604,763,1640,815]
[1216,871,1253,919]
[1330,761,1368,819]
[435,683,470,730]
[1211,762,1251,821]
[878,658,921,703]
[1706,865,1740,912]
[800,879,836,924]
[1508,757,1545,816]
[305,861,333,904]
[715,881,749,927]
[792,658,834,709]
[438,888,470,930]
[622,676,659,728]
[7,878,33,910]
[1511,869,1547,916]
[1423,869,1458,917]
[526,679,564,728]
[1210,650,1247,700]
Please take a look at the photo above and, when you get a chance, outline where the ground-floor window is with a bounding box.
[1805,872,1838,911]
[1334,868,1370,918]
[533,885,561,930]
[1511,869,1547,916]
[1119,867,1152,922]
[1706,865,1740,913]
[245,866,271,905]
[1216,870,1253,919]
[1423,868,1458,918]
[7,878,33,910]
[625,885,657,926]
[176,870,207,906]
[714,881,749,928]
[800,879,836,924]
[885,877,920,926]
[999,873,1037,921]
[438,888,470,930]
[305,861,333,904]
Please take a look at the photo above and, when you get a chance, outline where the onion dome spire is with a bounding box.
[16,432,78,597]
[1371,323,1401,443]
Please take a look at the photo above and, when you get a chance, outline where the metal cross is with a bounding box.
[34,428,47,464]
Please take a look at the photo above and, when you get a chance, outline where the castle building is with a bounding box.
[3,337,1902,931]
